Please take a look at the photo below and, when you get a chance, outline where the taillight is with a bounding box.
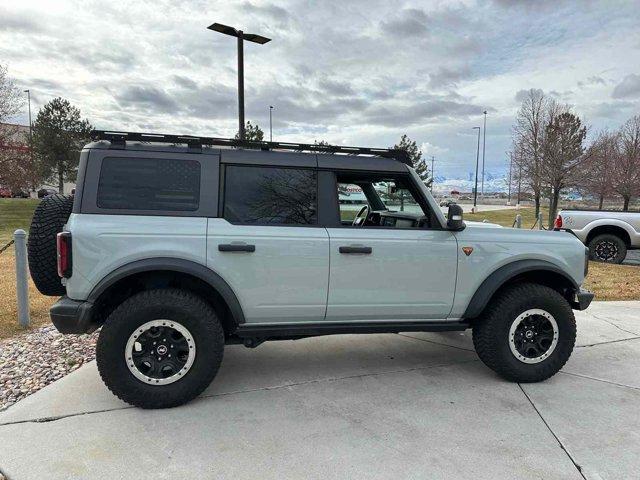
[56,232,72,278]
[554,214,563,229]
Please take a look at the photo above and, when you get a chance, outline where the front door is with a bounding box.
[326,174,458,321]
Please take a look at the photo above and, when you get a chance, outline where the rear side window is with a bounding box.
[97,157,201,211]
[223,165,317,225]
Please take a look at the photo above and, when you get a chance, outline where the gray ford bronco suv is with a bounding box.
[28,130,593,409]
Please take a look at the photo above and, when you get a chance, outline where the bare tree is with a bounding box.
[580,130,617,210]
[613,116,640,211]
[542,107,587,226]
[0,64,30,190]
[513,89,547,216]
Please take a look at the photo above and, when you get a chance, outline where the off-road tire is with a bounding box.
[472,283,576,383]
[96,289,225,409]
[588,233,626,264]
[27,194,74,296]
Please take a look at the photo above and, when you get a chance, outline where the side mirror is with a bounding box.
[447,203,465,231]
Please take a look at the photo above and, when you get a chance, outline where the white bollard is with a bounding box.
[515,214,522,229]
[14,229,30,328]
[538,212,544,230]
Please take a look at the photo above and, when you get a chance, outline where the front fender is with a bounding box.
[462,259,579,319]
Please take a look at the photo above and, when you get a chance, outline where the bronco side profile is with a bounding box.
[29,130,593,409]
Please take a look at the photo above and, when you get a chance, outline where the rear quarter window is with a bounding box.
[97,157,201,211]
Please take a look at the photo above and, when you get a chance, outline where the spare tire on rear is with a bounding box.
[28,194,74,296]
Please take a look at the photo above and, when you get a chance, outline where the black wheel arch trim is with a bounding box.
[463,259,580,319]
[87,257,246,326]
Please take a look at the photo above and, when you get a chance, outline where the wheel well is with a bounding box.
[90,270,237,337]
[586,225,630,247]
[472,269,575,322]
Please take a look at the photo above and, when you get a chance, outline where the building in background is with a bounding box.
[0,123,75,196]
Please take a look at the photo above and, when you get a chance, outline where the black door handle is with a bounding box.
[218,243,256,252]
[339,245,372,254]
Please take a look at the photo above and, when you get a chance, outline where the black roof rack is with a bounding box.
[91,130,412,166]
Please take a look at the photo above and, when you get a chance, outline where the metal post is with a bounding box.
[515,214,522,229]
[269,105,273,142]
[237,32,245,140]
[481,110,487,196]
[472,127,481,211]
[431,155,435,192]
[14,229,30,328]
[507,152,512,206]
[538,212,544,230]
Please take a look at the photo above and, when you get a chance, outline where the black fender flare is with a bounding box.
[463,259,579,319]
[87,257,246,325]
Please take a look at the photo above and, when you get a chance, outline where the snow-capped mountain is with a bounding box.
[432,173,509,194]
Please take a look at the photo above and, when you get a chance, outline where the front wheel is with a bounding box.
[472,283,576,383]
[97,289,224,408]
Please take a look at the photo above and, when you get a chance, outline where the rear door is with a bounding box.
[207,152,329,324]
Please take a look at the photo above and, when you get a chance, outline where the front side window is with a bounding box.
[223,165,317,225]
[336,174,431,228]
[97,157,201,211]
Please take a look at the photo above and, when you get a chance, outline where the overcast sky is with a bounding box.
[1,0,639,177]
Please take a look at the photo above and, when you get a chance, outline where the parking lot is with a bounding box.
[0,301,638,480]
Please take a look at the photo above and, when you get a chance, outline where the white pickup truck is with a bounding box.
[555,209,640,263]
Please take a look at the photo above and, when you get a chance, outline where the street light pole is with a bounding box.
[472,126,481,212]
[430,155,435,192]
[237,32,245,140]
[207,23,271,141]
[24,89,32,143]
[507,151,513,206]
[269,105,273,142]
[481,110,487,196]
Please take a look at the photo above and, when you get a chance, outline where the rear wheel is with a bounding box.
[472,283,576,382]
[588,234,626,264]
[97,289,224,408]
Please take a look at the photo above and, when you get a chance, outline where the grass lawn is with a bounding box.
[0,202,637,340]
[466,207,551,229]
[0,198,57,340]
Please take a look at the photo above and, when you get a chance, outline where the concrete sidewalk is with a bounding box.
[1,301,639,479]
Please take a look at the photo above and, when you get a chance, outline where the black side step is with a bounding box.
[235,320,469,339]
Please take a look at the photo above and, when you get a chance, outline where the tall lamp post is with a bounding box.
[269,105,273,142]
[481,110,487,196]
[472,126,481,212]
[207,23,271,140]
[24,89,32,143]
[430,155,435,192]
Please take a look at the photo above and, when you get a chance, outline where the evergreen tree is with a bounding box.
[235,121,264,141]
[31,97,92,192]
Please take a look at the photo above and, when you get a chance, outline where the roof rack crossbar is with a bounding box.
[91,130,412,166]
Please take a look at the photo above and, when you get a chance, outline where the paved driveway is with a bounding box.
[1,301,639,480]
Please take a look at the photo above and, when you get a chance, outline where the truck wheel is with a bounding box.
[96,289,224,409]
[27,194,74,296]
[472,283,576,383]
[588,234,626,264]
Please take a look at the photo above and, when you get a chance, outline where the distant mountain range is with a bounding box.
[432,172,509,194]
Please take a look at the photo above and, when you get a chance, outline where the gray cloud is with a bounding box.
[514,88,544,103]
[173,75,199,90]
[363,98,486,127]
[612,74,640,99]
[0,8,43,33]
[380,8,429,37]
[115,86,179,113]
[317,78,355,97]
[429,66,471,88]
